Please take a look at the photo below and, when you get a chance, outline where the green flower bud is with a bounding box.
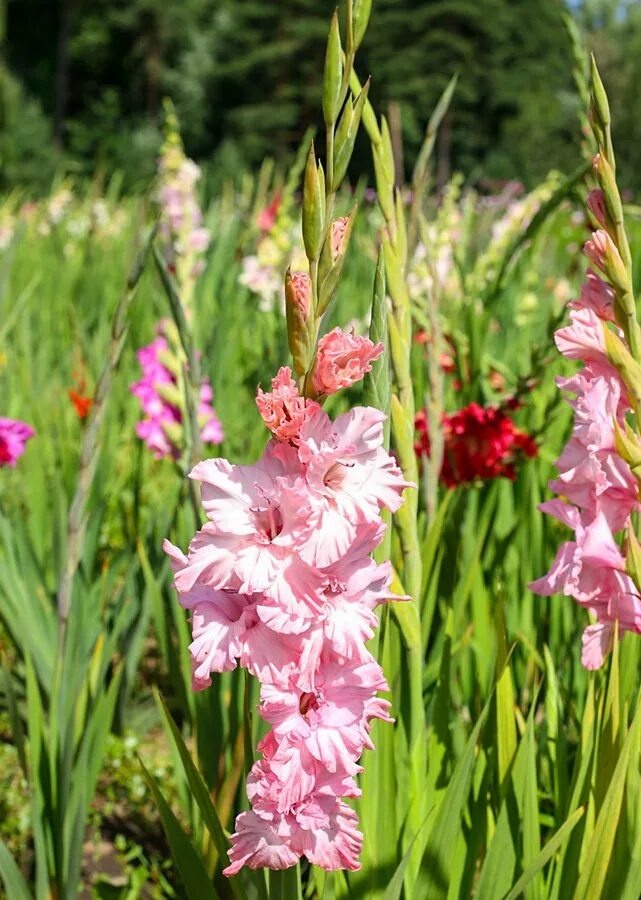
[161,419,182,449]
[302,143,325,261]
[323,11,343,128]
[157,348,181,377]
[333,79,370,187]
[353,0,372,51]
[373,147,395,225]
[614,420,641,483]
[604,327,641,413]
[593,153,623,228]
[379,116,396,187]
[590,55,610,132]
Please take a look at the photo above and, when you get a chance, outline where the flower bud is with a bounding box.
[323,11,343,128]
[584,230,628,293]
[353,0,372,50]
[285,270,314,376]
[318,211,356,314]
[590,56,611,132]
[160,418,183,451]
[626,524,641,593]
[157,348,181,377]
[333,80,370,188]
[586,189,606,228]
[287,270,312,319]
[302,144,325,261]
[330,217,349,262]
[614,420,641,478]
[155,381,184,409]
[604,326,641,414]
[593,153,624,229]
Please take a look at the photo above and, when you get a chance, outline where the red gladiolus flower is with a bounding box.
[415,402,537,487]
[68,389,92,419]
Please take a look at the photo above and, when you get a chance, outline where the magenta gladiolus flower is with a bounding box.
[0,417,35,467]
[165,375,411,872]
[131,323,223,459]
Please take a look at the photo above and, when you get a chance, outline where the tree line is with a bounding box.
[2,0,641,192]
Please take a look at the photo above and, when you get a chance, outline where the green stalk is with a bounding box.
[352,68,427,892]
[152,245,203,520]
[56,225,155,644]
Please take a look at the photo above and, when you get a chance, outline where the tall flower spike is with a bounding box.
[165,388,408,872]
[131,322,223,459]
[531,61,641,668]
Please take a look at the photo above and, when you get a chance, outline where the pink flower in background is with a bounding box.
[166,375,410,873]
[199,382,224,444]
[313,328,383,396]
[158,156,210,282]
[0,417,35,467]
[256,367,320,443]
[130,324,223,459]
[257,193,282,232]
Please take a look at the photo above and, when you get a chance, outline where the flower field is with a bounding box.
[3,4,641,898]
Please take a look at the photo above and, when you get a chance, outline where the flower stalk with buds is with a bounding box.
[531,59,641,670]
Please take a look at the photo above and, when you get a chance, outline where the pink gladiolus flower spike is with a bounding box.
[165,349,410,873]
[531,201,641,670]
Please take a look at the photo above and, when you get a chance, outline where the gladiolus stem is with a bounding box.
[57,224,156,643]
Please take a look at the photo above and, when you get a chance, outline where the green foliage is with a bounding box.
[3,10,641,893]
[6,0,641,190]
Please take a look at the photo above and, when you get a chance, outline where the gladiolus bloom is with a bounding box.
[165,373,410,873]
[131,324,223,459]
[256,367,320,444]
[68,390,92,419]
[313,328,383,396]
[0,417,35,467]
[415,403,537,487]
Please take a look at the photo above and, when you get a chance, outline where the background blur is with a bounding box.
[2,0,641,194]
